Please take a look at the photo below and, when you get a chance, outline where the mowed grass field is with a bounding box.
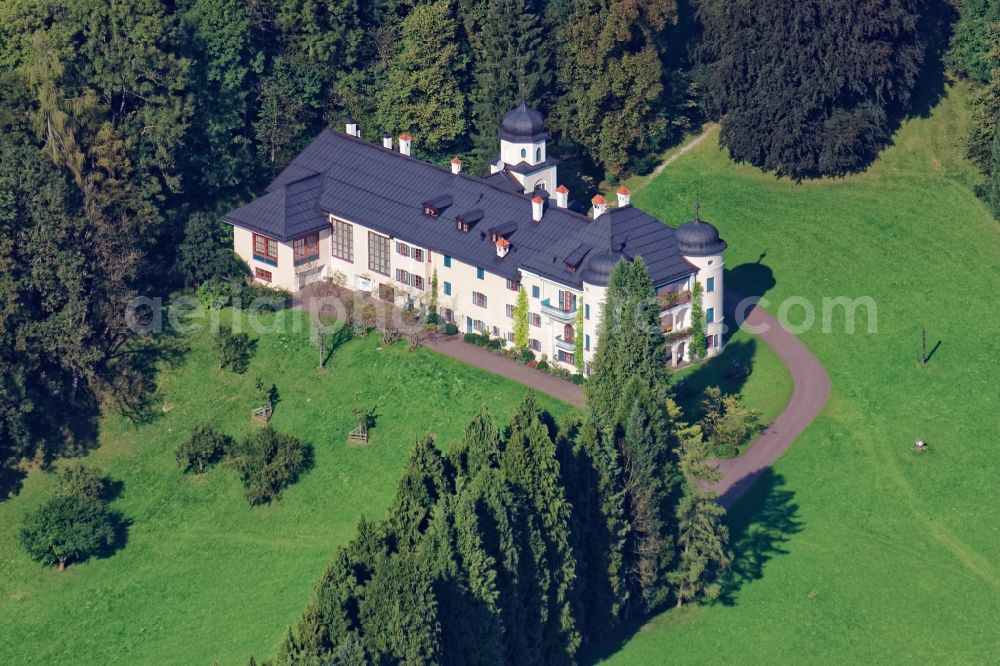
[599,82,1000,663]
[0,309,575,664]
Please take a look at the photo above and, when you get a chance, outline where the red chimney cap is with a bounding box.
[531,196,545,204]
[399,133,412,141]
[591,194,608,205]
[556,184,569,194]
[617,186,631,195]
[450,156,462,164]
[496,237,511,248]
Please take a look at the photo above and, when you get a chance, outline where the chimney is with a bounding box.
[345,118,359,137]
[496,237,511,258]
[451,157,462,175]
[616,186,631,207]
[399,133,412,156]
[531,195,545,222]
[382,132,393,149]
[555,184,569,209]
[591,194,608,218]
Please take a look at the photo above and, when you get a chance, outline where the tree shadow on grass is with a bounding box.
[674,338,758,424]
[716,469,802,606]
[579,469,801,664]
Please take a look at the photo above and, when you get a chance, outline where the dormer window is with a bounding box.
[421,195,453,218]
[455,209,484,233]
[563,243,591,274]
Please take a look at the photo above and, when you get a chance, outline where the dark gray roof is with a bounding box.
[483,169,524,193]
[675,217,728,257]
[224,172,327,241]
[223,129,698,288]
[499,96,548,143]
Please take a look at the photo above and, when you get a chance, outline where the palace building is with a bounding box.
[223,99,727,372]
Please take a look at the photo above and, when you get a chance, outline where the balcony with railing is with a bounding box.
[541,298,577,321]
[554,335,576,352]
[657,290,692,312]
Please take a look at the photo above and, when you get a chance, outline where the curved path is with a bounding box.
[294,285,829,508]
[713,293,831,507]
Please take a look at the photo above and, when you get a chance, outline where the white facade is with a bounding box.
[231,99,726,372]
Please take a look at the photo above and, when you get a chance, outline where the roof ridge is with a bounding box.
[318,128,595,225]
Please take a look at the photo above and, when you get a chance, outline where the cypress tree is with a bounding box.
[501,393,581,661]
[357,552,443,663]
[513,287,530,350]
[669,430,732,607]
[689,280,707,361]
[587,257,671,432]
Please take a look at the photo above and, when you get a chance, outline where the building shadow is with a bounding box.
[725,259,776,303]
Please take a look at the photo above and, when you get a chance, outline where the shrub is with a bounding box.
[426,312,440,325]
[215,325,255,373]
[463,332,480,344]
[176,425,231,474]
[235,283,291,311]
[197,278,232,310]
[20,495,118,571]
[536,359,548,371]
[227,427,311,505]
[486,337,504,351]
[520,348,535,364]
[55,464,109,501]
[443,322,458,335]
[700,387,761,458]
[571,373,585,385]
[175,212,247,287]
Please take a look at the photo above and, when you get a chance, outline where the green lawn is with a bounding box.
[597,81,1000,663]
[0,309,574,665]
[673,328,792,429]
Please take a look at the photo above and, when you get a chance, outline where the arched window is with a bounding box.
[536,148,542,162]
[520,148,526,159]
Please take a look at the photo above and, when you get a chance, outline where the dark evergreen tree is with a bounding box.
[668,426,732,607]
[174,212,246,287]
[697,0,928,179]
[586,257,671,432]
[386,436,450,551]
[501,393,581,661]
[357,553,442,664]
[458,0,549,171]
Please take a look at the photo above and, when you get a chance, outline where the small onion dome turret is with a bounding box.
[581,250,622,286]
[500,95,549,143]
[676,211,727,257]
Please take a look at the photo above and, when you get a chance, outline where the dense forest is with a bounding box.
[0,0,995,651]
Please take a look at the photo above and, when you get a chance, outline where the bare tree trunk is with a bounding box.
[58,558,66,572]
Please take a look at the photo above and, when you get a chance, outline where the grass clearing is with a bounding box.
[594,81,1000,663]
[0,309,575,664]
